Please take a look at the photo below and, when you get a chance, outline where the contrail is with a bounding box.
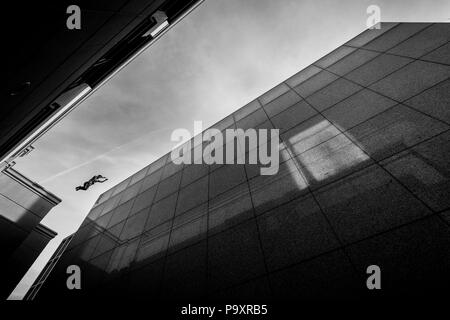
[41,126,172,183]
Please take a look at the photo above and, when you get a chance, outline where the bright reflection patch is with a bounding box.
[288,120,341,155]
[287,120,369,183]
[280,142,308,190]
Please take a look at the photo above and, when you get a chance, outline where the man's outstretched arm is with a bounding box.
[95,176,108,183]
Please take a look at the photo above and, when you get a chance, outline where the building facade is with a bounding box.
[35,22,450,300]
[0,167,60,299]
[24,234,74,300]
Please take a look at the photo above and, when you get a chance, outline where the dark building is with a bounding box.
[34,22,450,300]
[1,0,203,168]
[24,234,74,301]
[0,167,60,299]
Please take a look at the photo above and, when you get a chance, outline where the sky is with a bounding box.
[8,0,450,299]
